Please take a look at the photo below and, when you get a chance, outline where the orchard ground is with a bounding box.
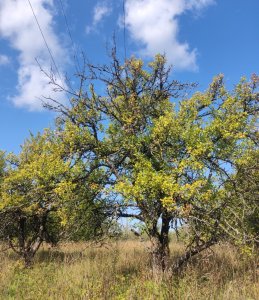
[0,239,258,299]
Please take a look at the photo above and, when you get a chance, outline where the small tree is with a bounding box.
[0,130,119,266]
[46,52,258,272]
[0,131,75,266]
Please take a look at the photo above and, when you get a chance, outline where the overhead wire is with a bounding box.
[27,0,63,83]
[28,0,128,97]
[57,0,81,72]
[27,0,74,106]
[123,0,127,62]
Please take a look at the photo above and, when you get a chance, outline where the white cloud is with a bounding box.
[94,3,111,24]
[86,2,112,34]
[124,0,214,70]
[0,54,10,66]
[0,0,68,111]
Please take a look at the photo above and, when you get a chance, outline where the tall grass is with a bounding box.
[0,240,258,299]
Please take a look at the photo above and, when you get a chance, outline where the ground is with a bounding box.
[0,240,258,299]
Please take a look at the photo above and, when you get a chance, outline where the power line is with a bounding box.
[123,0,127,62]
[27,0,63,82]
[57,0,81,72]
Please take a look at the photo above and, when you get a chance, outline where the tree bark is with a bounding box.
[23,236,43,267]
[149,214,171,273]
[23,251,35,268]
[150,235,170,273]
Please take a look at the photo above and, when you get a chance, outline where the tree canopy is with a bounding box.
[45,53,258,271]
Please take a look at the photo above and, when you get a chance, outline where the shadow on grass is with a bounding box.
[4,249,86,265]
[35,249,89,264]
[119,264,140,277]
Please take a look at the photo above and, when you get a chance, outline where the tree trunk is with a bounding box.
[149,214,171,273]
[150,235,170,273]
[23,237,43,267]
[23,251,35,268]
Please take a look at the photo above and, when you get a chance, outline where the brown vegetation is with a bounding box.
[0,240,258,299]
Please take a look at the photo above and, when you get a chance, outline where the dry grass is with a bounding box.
[0,240,258,299]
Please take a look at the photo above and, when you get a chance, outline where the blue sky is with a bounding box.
[0,0,258,154]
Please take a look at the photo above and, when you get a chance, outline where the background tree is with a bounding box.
[0,129,120,266]
[0,132,74,266]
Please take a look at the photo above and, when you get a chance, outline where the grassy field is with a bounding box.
[0,240,258,299]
